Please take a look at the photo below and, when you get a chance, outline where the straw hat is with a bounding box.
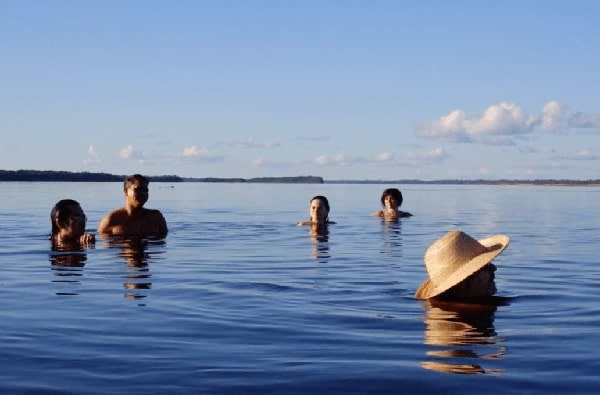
[415,230,510,299]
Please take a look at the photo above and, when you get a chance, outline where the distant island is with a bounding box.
[1,169,599,186]
[326,179,600,186]
[0,170,323,184]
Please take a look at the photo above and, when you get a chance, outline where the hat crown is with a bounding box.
[424,231,488,284]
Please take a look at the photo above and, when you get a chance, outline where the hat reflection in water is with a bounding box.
[415,230,510,300]
[420,299,506,375]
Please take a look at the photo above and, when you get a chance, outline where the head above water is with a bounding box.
[50,199,86,236]
[309,195,330,224]
[380,188,403,208]
[124,174,150,208]
[415,230,510,300]
[123,174,149,192]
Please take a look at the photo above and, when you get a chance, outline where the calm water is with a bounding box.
[1,182,599,394]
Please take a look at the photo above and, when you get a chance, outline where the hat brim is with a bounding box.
[415,234,510,300]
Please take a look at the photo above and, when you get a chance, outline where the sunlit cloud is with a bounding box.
[315,153,353,167]
[182,145,209,157]
[119,145,144,163]
[314,148,448,169]
[538,101,567,131]
[83,145,100,165]
[405,147,447,165]
[180,145,224,163]
[419,100,568,143]
[568,112,600,129]
[375,152,393,162]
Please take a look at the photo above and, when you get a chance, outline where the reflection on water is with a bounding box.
[308,224,329,263]
[380,219,403,257]
[102,237,166,300]
[421,298,508,375]
[49,246,87,296]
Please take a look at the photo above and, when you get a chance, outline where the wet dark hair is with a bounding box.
[380,188,403,207]
[310,195,330,213]
[124,174,149,192]
[50,199,84,235]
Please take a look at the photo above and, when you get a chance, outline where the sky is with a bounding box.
[1,1,600,180]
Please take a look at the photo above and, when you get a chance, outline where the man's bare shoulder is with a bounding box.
[141,208,168,235]
[105,207,128,219]
[97,208,128,234]
[143,208,165,217]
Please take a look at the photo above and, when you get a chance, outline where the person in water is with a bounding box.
[50,199,95,248]
[97,174,168,237]
[373,188,412,219]
[297,195,335,226]
[415,230,510,301]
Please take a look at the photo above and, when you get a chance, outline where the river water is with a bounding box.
[0,182,598,394]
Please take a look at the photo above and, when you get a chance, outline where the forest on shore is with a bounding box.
[0,170,323,184]
[1,169,599,186]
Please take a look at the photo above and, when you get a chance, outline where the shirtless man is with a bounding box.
[97,174,168,237]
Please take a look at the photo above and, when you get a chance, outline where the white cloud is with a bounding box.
[182,145,209,157]
[538,100,566,131]
[568,112,600,129]
[420,101,568,143]
[119,145,144,162]
[315,154,349,166]
[83,144,100,165]
[315,148,448,169]
[315,153,357,167]
[376,152,393,162]
[405,147,447,165]
[421,109,471,141]
[425,147,446,160]
[120,145,133,159]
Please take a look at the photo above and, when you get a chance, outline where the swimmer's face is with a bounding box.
[309,198,328,224]
[126,180,149,207]
[60,204,86,240]
[383,194,399,210]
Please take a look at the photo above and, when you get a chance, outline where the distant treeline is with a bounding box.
[2,170,598,185]
[0,170,183,182]
[326,179,600,186]
[0,170,323,184]
[184,176,324,183]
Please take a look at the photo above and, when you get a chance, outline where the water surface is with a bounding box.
[1,182,599,394]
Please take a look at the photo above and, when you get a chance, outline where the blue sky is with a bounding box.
[2,1,599,180]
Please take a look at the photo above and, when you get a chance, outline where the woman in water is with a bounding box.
[297,195,335,226]
[50,199,95,249]
[373,188,412,219]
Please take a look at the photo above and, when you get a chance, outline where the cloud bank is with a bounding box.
[419,101,568,143]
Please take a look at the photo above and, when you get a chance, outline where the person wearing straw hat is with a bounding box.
[415,230,510,300]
